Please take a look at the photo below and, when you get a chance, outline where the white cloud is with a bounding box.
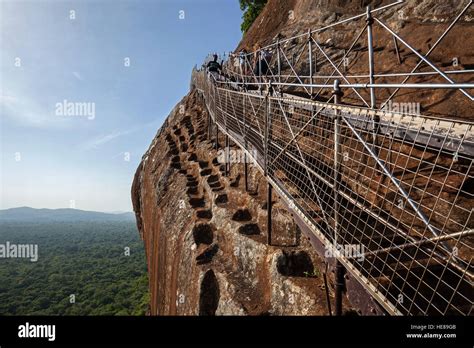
[79,119,162,151]
[79,129,134,150]
[72,71,83,81]
[0,92,61,128]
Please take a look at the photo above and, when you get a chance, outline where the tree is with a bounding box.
[239,0,267,33]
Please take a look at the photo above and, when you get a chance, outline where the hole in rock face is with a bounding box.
[196,210,213,219]
[181,144,188,152]
[189,197,205,208]
[215,194,228,205]
[199,161,209,169]
[192,223,213,245]
[179,135,186,142]
[187,187,198,195]
[207,175,219,183]
[461,177,474,197]
[199,270,219,316]
[209,181,222,189]
[196,243,219,265]
[171,156,180,163]
[170,162,181,170]
[232,209,252,222]
[188,153,198,161]
[167,148,179,157]
[276,251,314,277]
[186,180,198,187]
[200,168,213,176]
[212,158,220,166]
[238,223,260,235]
[230,174,241,187]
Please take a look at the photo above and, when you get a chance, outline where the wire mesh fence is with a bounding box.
[192,68,473,315]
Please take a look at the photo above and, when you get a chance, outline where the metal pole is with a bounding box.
[333,79,345,316]
[258,49,262,92]
[225,134,230,176]
[215,123,219,150]
[208,111,211,140]
[244,154,249,192]
[308,29,313,98]
[367,5,380,156]
[380,0,473,108]
[393,36,402,65]
[277,37,282,96]
[366,6,376,108]
[264,91,269,177]
[267,182,272,246]
[335,262,344,316]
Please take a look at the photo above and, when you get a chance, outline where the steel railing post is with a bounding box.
[264,89,269,177]
[333,79,345,316]
[308,29,313,98]
[225,134,230,176]
[267,182,272,246]
[366,5,380,154]
[277,36,282,97]
[244,155,249,192]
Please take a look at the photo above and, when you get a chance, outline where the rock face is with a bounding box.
[237,0,473,119]
[132,0,472,315]
[132,90,351,315]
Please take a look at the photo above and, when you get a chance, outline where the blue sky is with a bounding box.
[0,0,243,212]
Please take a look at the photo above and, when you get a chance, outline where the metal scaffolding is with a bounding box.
[191,1,473,315]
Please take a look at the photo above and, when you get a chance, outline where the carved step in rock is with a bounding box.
[199,270,219,316]
[230,174,241,187]
[200,168,213,176]
[276,250,314,277]
[189,197,206,208]
[232,209,252,222]
[192,223,213,245]
[207,174,219,184]
[196,209,213,220]
[187,186,199,195]
[186,179,198,187]
[196,243,219,265]
[238,223,261,235]
[198,161,209,169]
[215,193,228,205]
[170,162,181,170]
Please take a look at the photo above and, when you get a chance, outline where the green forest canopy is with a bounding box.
[239,0,268,33]
[0,221,149,315]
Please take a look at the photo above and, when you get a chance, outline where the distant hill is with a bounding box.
[0,207,135,222]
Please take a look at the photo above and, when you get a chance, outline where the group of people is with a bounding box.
[205,43,273,88]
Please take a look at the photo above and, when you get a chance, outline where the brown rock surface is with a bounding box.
[132,0,473,316]
[132,90,353,315]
